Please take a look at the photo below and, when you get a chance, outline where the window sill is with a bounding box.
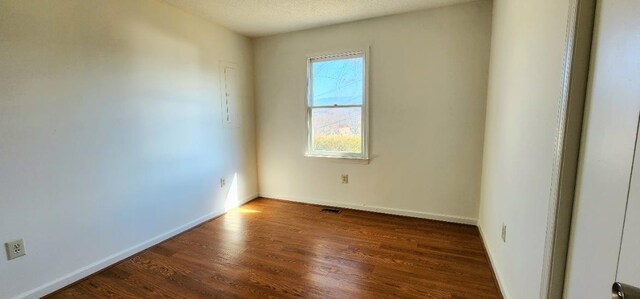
[304,153,370,164]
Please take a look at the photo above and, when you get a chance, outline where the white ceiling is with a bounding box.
[161,0,477,37]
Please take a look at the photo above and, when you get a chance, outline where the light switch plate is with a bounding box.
[5,239,26,260]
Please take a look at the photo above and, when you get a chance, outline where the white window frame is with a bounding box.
[305,48,369,160]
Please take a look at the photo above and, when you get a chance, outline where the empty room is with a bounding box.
[1,0,639,298]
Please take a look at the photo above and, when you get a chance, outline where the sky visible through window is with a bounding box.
[312,57,363,106]
[310,56,364,154]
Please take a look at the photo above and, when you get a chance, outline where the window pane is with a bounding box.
[312,107,362,153]
[311,56,363,106]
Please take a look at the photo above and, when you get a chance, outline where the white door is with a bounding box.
[615,126,640,297]
[564,0,640,299]
[563,0,640,298]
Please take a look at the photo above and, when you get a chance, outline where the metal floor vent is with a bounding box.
[321,208,341,214]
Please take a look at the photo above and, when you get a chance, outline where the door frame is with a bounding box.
[539,0,597,298]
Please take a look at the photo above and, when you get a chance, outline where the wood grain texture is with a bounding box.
[47,198,502,298]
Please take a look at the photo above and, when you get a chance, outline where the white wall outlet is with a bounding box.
[341,174,349,184]
[501,223,507,243]
[220,178,226,188]
[5,239,26,260]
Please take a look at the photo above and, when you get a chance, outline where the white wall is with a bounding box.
[253,1,492,224]
[477,0,572,298]
[0,0,257,298]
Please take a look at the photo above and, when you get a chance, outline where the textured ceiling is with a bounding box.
[161,0,477,37]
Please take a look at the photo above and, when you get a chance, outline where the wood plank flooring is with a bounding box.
[47,198,502,298]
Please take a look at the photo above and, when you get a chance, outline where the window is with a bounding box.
[306,50,368,159]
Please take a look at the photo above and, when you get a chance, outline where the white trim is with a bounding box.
[303,153,370,163]
[260,194,477,225]
[479,225,510,299]
[303,154,370,164]
[539,0,583,298]
[310,104,363,109]
[18,193,259,299]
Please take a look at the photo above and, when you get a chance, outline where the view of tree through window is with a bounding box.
[308,54,365,156]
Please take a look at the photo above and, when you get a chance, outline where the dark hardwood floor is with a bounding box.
[47,198,502,298]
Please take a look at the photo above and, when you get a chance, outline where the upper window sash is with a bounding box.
[308,52,365,108]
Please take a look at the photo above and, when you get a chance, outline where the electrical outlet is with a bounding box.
[5,239,25,260]
[341,174,349,184]
[220,178,226,188]
[501,224,507,243]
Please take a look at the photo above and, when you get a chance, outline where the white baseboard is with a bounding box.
[478,224,509,299]
[19,193,259,299]
[260,194,477,225]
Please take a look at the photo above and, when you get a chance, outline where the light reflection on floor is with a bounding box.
[304,228,365,297]
[221,173,247,259]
